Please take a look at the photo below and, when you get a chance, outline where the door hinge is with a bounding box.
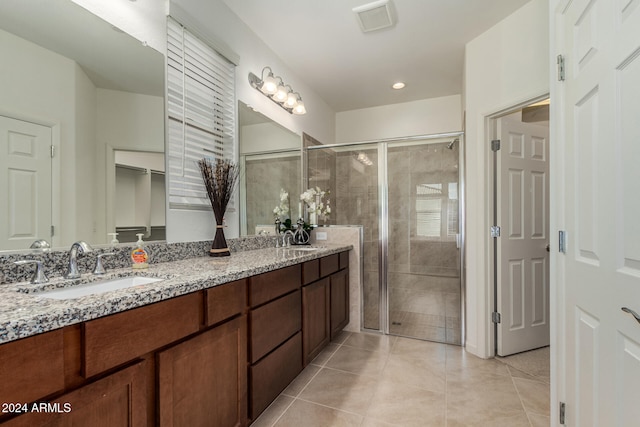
[51,225,55,237]
[491,139,501,151]
[559,230,567,253]
[492,312,501,324]
[491,226,501,238]
[559,401,566,424]
[50,145,55,158]
[557,55,565,81]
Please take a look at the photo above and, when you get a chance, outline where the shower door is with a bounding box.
[307,136,463,344]
[386,140,461,344]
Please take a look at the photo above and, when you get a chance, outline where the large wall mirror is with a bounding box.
[0,0,165,252]
[238,102,303,236]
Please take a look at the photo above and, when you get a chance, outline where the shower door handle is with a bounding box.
[622,307,640,325]
[456,234,461,249]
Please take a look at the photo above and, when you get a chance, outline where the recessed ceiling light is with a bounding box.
[392,82,405,90]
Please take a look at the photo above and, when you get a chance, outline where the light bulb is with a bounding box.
[293,99,306,115]
[274,84,288,102]
[285,92,297,108]
[260,74,277,94]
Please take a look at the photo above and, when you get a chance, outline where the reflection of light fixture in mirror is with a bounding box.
[356,152,373,166]
[248,67,307,115]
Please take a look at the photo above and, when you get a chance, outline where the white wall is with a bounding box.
[464,0,549,358]
[0,28,82,247]
[336,95,462,142]
[240,122,301,154]
[167,0,337,243]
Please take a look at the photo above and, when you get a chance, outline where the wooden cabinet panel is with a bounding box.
[250,332,302,420]
[3,361,146,427]
[339,251,349,270]
[205,279,247,326]
[158,317,247,427]
[83,292,201,378]
[249,290,301,363]
[320,254,339,278]
[302,278,330,366]
[249,264,301,307]
[330,269,350,339]
[0,329,64,407]
[302,259,320,285]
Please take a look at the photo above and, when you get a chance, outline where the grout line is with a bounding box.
[509,367,534,427]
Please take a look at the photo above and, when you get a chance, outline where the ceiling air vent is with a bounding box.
[353,0,395,33]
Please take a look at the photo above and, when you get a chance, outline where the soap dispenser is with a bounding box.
[131,233,149,269]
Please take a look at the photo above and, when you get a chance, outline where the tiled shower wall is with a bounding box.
[244,155,300,235]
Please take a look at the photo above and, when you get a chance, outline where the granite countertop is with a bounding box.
[0,244,351,344]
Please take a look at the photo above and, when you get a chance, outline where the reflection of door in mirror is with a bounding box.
[0,0,165,251]
[0,116,54,250]
[111,150,166,244]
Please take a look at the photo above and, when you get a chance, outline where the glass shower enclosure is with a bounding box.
[307,134,464,344]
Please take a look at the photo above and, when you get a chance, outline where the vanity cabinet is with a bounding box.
[0,251,350,426]
[247,265,303,420]
[158,316,247,427]
[302,253,350,365]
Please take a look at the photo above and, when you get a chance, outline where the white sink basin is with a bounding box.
[35,276,163,300]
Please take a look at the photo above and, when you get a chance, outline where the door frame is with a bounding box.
[484,93,550,358]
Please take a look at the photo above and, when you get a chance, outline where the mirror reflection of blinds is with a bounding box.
[167,17,236,209]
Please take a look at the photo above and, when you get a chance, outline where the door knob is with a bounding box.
[622,307,640,325]
[546,243,550,252]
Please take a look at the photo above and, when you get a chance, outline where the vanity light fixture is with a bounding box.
[248,67,307,115]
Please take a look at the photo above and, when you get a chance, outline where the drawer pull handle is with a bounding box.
[622,307,640,325]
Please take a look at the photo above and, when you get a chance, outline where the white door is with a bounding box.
[0,116,52,250]
[555,0,640,425]
[497,116,550,356]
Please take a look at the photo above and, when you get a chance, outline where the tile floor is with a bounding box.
[252,332,550,427]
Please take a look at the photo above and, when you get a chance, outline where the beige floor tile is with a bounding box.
[282,364,321,397]
[447,371,525,425]
[366,379,445,427]
[273,399,363,427]
[298,368,379,415]
[528,412,551,427]
[381,353,446,393]
[360,418,397,426]
[446,411,531,427]
[391,336,447,362]
[513,377,550,415]
[310,342,341,367]
[250,395,295,427]
[343,332,396,353]
[331,330,352,344]
[446,347,510,377]
[326,345,389,377]
[507,365,544,382]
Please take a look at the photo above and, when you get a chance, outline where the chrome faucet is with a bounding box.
[93,252,116,275]
[282,230,295,247]
[65,241,93,279]
[13,260,48,284]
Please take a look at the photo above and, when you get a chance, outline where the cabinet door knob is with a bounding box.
[622,307,640,325]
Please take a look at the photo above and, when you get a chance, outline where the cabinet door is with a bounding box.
[330,268,349,339]
[158,316,248,427]
[302,277,330,365]
[2,361,146,427]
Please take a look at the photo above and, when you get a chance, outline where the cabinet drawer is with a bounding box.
[320,254,339,277]
[250,332,302,420]
[302,259,320,285]
[339,250,350,270]
[83,292,201,378]
[250,290,301,363]
[249,264,301,307]
[0,329,64,406]
[205,279,247,326]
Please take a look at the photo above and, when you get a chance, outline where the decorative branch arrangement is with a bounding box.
[198,158,240,257]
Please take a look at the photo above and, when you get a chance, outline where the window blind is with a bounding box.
[167,17,236,209]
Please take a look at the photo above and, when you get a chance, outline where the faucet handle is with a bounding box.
[93,252,116,275]
[14,260,49,284]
